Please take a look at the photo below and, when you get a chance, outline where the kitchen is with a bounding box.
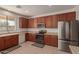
[0,5,79,54]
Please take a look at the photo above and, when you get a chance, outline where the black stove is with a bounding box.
[32,30,46,48]
[36,33,44,44]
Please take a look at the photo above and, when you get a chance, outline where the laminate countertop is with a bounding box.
[69,45,79,54]
[0,31,58,37]
[0,32,19,37]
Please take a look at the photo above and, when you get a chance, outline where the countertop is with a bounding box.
[0,31,58,37]
[0,32,19,37]
[69,45,79,54]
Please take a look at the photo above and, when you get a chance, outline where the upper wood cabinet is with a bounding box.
[45,15,58,28]
[45,16,52,28]
[58,12,76,22]
[66,12,76,21]
[19,12,76,28]
[28,18,37,28]
[52,15,58,28]
[19,17,28,28]
[58,13,67,21]
[37,17,45,23]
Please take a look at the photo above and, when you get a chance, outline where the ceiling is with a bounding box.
[0,5,75,17]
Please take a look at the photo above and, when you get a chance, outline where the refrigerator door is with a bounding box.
[58,40,70,52]
[58,21,70,52]
[70,21,79,46]
[58,21,69,40]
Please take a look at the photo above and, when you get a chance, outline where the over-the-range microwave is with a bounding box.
[37,23,45,28]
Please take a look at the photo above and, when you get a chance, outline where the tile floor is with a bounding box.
[7,41,70,54]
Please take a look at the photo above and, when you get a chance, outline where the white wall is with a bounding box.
[75,6,79,20]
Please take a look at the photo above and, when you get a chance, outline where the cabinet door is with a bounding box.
[52,15,58,28]
[10,35,19,46]
[44,35,51,45]
[19,17,28,28]
[37,17,45,23]
[0,37,5,51]
[25,33,29,41]
[44,35,58,47]
[26,33,36,42]
[50,35,58,47]
[4,35,19,49]
[28,19,36,28]
[45,16,52,28]
[58,13,66,21]
[4,36,12,49]
[66,12,76,22]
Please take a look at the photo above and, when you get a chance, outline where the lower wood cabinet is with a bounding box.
[44,35,58,47]
[25,33,36,42]
[0,34,19,51]
[4,35,19,49]
[25,33,58,47]
[0,37,5,51]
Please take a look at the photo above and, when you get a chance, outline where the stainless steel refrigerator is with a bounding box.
[58,21,70,52]
[58,20,79,52]
[70,20,79,46]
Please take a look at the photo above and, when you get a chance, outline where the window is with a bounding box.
[7,16,16,31]
[0,16,7,32]
[0,16,16,34]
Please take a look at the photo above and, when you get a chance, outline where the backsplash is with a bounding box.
[20,28,58,33]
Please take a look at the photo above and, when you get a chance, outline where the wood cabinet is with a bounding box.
[52,15,58,28]
[0,35,19,51]
[19,17,28,28]
[44,35,58,47]
[37,17,45,23]
[0,37,5,51]
[25,33,36,42]
[25,33,58,47]
[58,13,66,21]
[45,15,58,28]
[66,12,76,22]
[45,16,52,28]
[4,35,19,49]
[58,12,76,22]
[19,12,76,28]
[28,18,37,28]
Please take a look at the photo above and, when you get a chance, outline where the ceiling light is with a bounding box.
[16,5,22,8]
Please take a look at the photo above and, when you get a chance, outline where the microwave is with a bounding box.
[37,23,45,28]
